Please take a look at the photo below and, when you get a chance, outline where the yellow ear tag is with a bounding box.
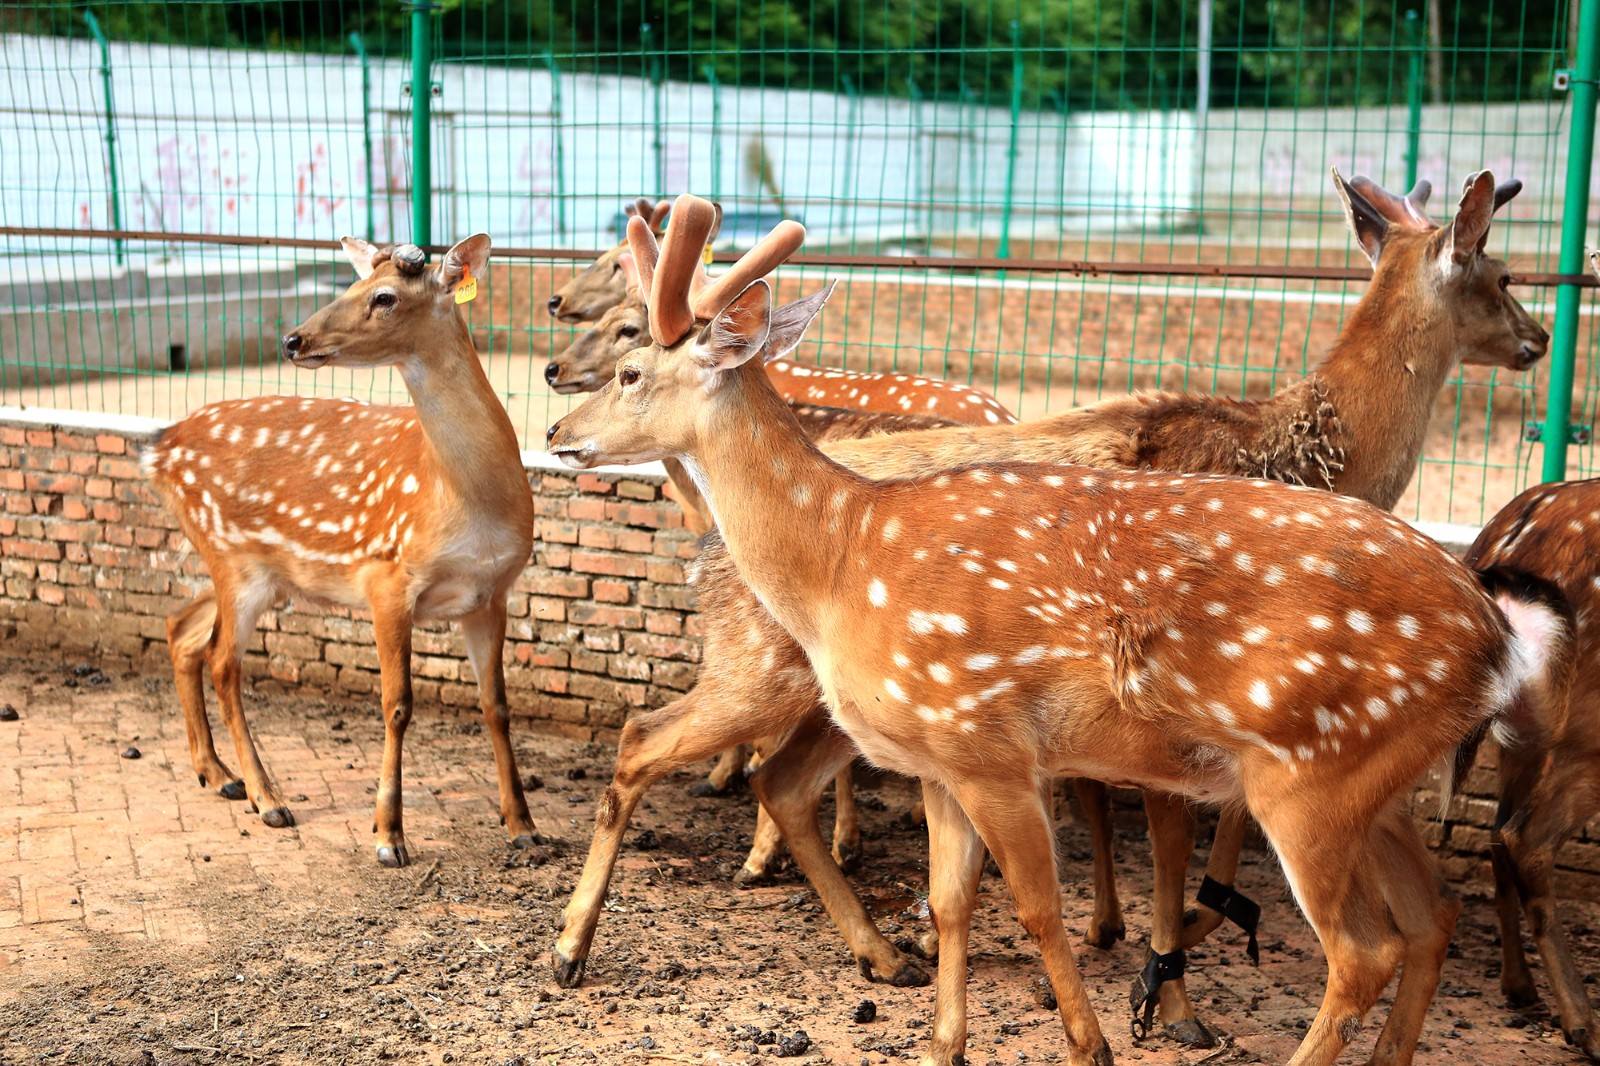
[454,266,478,305]
[701,244,715,266]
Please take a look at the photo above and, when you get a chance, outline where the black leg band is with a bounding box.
[1196,874,1261,965]
[1128,947,1186,1041]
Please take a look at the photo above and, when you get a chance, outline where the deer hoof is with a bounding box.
[1084,918,1126,950]
[376,842,410,868]
[733,864,775,887]
[1091,1038,1115,1066]
[832,839,862,874]
[260,806,295,829]
[1164,1019,1217,1049]
[218,780,247,801]
[552,951,587,988]
[858,955,930,988]
[1502,979,1539,1009]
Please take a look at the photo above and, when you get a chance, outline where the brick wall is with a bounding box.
[4,407,1597,897]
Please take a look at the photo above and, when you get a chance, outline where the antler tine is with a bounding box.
[1493,178,1523,211]
[649,194,719,346]
[1347,175,1432,231]
[690,218,807,322]
[625,216,659,309]
[649,200,672,231]
[634,197,653,218]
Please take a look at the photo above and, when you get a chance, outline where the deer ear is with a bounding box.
[439,233,491,289]
[764,282,835,363]
[1442,171,1497,267]
[693,279,771,371]
[340,236,382,279]
[1331,168,1388,268]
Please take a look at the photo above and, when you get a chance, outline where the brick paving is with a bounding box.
[1,652,1596,1064]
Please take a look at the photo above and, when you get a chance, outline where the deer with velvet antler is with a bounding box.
[547,193,1567,1066]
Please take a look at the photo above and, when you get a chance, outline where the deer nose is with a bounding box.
[544,362,561,385]
[547,295,563,316]
[546,419,562,445]
[281,333,303,359]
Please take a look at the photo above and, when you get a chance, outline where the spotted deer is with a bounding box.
[144,236,537,867]
[546,197,671,323]
[1458,475,1600,1059]
[544,269,1014,425]
[548,171,1550,1045]
[546,193,1572,1066]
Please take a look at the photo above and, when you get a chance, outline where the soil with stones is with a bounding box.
[0,652,1593,1064]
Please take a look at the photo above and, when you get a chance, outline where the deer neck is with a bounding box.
[679,362,867,648]
[395,318,529,515]
[1306,273,1457,510]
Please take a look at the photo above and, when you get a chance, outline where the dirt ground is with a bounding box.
[1,649,1596,1066]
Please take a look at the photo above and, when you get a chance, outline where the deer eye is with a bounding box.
[619,366,641,388]
[618,324,639,338]
[371,290,398,309]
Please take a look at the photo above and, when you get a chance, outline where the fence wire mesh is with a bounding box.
[0,0,1595,527]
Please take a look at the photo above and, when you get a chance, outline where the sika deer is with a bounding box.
[549,195,1568,1066]
[145,236,537,867]
[546,197,670,323]
[1459,477,1599,1059]
[549,171,1549,1046]
[544,255,1015,425]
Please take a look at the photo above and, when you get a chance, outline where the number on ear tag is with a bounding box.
[454,267,478,304]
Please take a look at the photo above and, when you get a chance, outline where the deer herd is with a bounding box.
[138,171,1600,1064]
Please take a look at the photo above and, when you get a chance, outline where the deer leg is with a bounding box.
[370,583,415,868]
[696,743,750,795]
[1182,806,1250,948]
[1365,807,1459,1066]
[950,777,1111,1066]
[206,571,290,827]
[749,714,928,988]
[832,763,861,871]
[165,588,243,799]
[1140,791,1214,1048]
[1490,841,1536,1007]
[920,780,985,1066]
[1248,783,1401,1066]
[460,601,536,848]
[735,799,789,884]
[1501,824,1600,1059]
[1072,778,1126,949]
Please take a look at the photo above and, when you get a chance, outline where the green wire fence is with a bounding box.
[1,0,1597,530]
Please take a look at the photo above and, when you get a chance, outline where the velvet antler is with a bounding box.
[1347,176,1434,231]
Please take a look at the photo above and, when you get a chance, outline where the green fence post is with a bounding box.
[841,74,860,244]
[996,20,1022,261]
[1404,10,1423,190]
[542,50,567,239]
[643,24,664,194]
[703,64,722,200]
[408,0,434,247]
[348,31,376,242]
[84,10,124,267]
[1544,0,1600,483]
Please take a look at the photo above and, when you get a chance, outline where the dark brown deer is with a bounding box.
[1458,474,1599,1059]
[145,236,537,867]
[548,170,1549,1047]
[549,193,1569,1066]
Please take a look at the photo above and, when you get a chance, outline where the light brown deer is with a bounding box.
[549,194,1569,1066]
[548,171,1549,1043]
[546,197,671,322]
[544,272,1015,425]
[144,236,537,867]
[1459,476,1600,1059]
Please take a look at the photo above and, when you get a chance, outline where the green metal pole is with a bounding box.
[996,20,1022,261]
[84,10,124,267]
[1404,10,1423,191]
[643,24,663,194]
[1543,0,1600,482]
[703,65,722,200]
[543,50,567,239]
[409,0,434,247]
[841,75,860,244]
[348,32,375,242]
